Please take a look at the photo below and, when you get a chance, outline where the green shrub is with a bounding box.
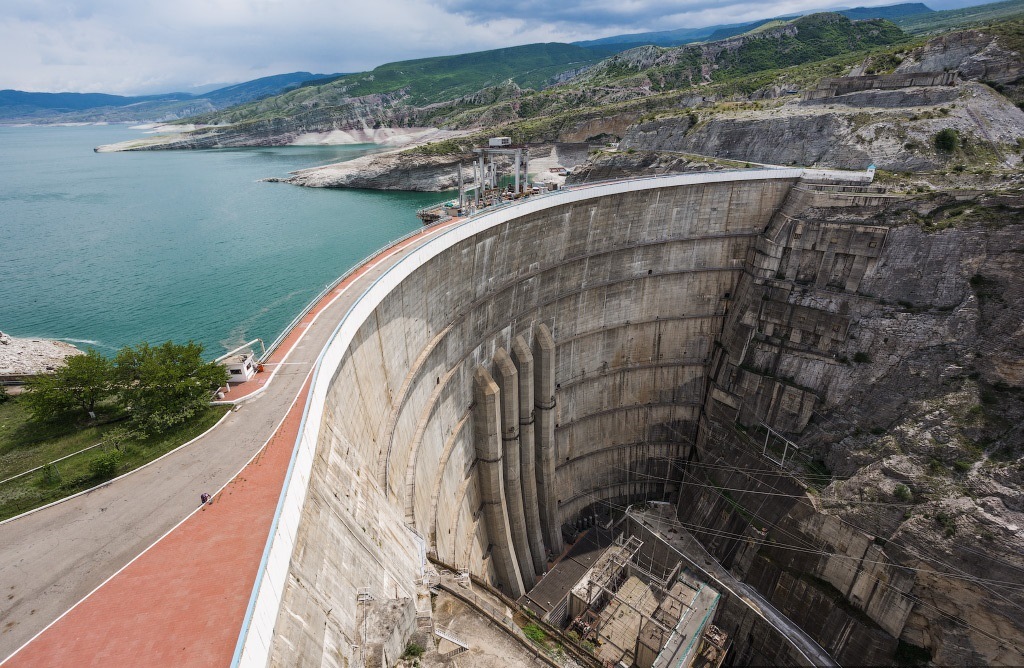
[934,128,959,152]
[39,464,62,487]
[894,484,912,501]
[853,352,872,364]
[523,623,547,645]
[401,642,424,659]
[935,511,956,537]
[89,449,122,480]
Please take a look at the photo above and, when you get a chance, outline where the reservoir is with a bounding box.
[0,125,438,356]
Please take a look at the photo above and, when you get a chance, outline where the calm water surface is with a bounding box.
[0,125,440,357]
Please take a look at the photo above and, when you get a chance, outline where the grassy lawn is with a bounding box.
[0,396,229,521]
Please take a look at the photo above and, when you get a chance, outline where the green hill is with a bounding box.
[189,43,619,126]
[573,3,930,49]
[895,0,1024,32]
[0,72,337,123]
[328,43,617,105]
[589,14,905,87]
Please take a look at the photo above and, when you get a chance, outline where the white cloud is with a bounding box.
[0,0,986,94]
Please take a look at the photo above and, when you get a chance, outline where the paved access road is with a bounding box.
[0,218,461,662]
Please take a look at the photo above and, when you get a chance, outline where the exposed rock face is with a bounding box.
[681,185,1024,666]
[566,150,727,182]
[613,82,1024,171]
[897,29,1024,84]
[662,112,872,167]
[801,85,960,108]
[556,111,639,143]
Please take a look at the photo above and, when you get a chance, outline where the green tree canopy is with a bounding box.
[114,341,228,434]
[23,349,114,422]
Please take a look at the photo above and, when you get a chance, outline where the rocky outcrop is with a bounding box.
[0,334,82,379]
[285,142,595,191]
[612,81,1024,171]
[283,150,473,191]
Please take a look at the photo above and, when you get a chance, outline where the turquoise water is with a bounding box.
[0,125,440,357]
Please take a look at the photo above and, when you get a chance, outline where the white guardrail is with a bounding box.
[231,167,861,666]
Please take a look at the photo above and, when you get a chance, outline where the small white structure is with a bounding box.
[488,136,512,147]
[223,353,258,382]
[215,338,266,384]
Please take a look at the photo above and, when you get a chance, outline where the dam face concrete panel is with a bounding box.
[267,177,798,664]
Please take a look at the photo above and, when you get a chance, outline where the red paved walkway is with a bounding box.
[2,217,464,666]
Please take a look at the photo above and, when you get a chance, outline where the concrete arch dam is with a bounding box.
[240,169,874,665]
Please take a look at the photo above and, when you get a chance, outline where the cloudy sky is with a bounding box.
[0,0,988,95]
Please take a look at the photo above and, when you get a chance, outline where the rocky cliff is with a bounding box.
[684,184,1024,666]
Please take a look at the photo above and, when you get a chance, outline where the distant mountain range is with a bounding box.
[6,0,1023,127]
[0,72,341,124]
[573,3,934,48]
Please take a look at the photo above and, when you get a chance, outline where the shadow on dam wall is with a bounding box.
[236,170,980,667]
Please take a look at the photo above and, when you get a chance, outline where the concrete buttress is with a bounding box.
[492,347,536,590]
[511,335,547,577]
[533,324,563,556]
[473,366,525,598]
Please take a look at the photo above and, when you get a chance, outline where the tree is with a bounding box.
[114,341,228,434]
[23,349,114,422]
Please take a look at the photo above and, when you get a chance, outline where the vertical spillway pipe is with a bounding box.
[493,347,537,590]
[473,366,526,598]
[512,335,547,576]
[533,323,563,556]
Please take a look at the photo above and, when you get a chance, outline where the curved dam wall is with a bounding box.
[237,170,822,666]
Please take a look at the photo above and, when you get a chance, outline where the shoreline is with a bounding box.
[93,125,471,153]
[0,333,82,381]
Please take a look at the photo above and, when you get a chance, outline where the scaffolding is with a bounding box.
[416,140,534,224]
